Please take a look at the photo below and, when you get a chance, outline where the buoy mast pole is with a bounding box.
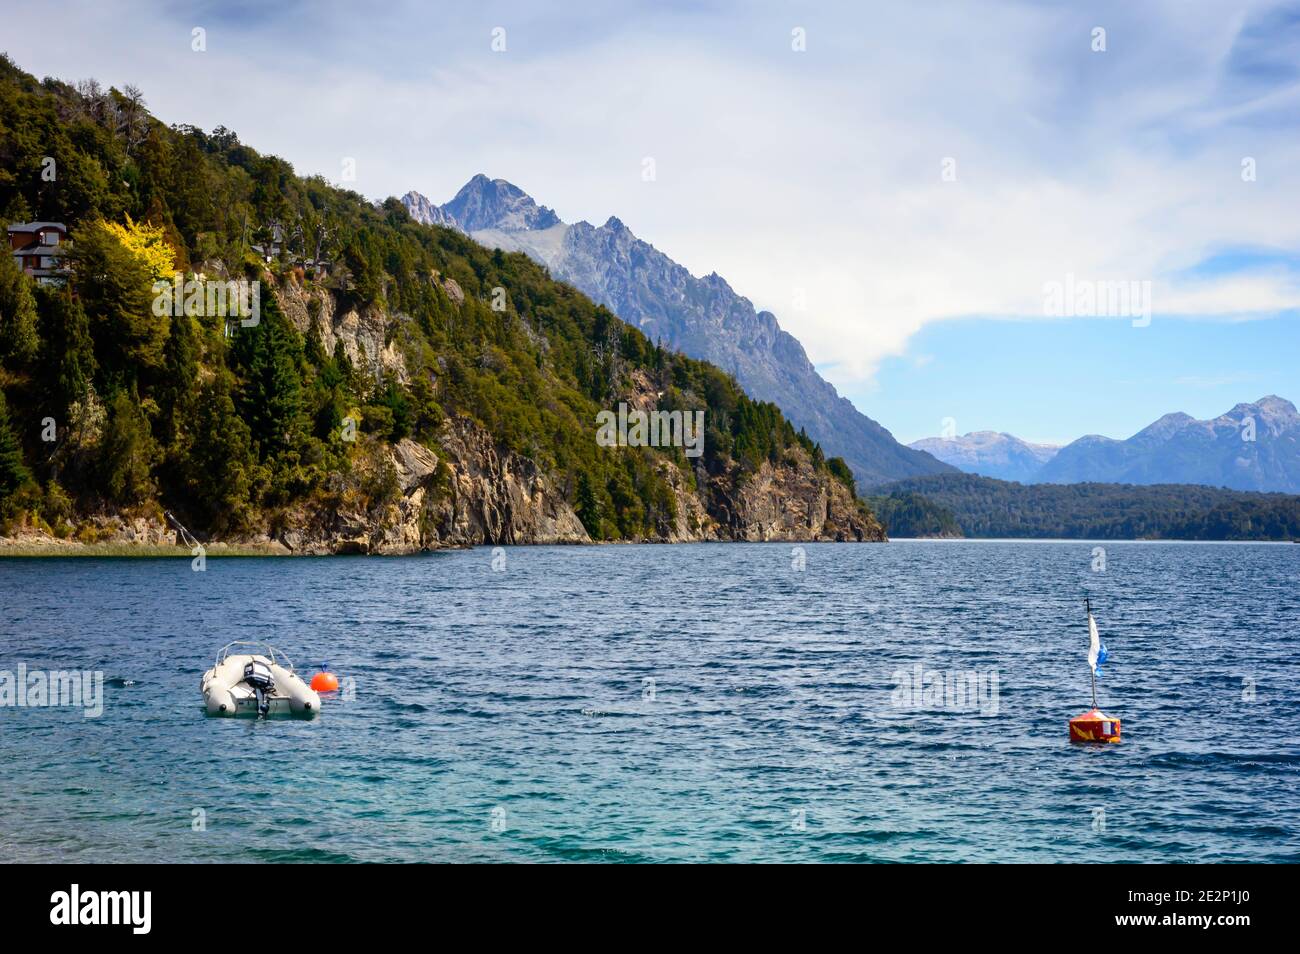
[1086,597,1096,709]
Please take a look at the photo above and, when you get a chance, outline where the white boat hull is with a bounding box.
[201,653,320,717]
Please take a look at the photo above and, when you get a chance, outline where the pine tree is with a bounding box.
[575,471,600,539]
[0,252,39,367]
[36,285,96,418]
[304,315,328,368]
[98,387,157,505]
[0,391,31,501]
[230,291,302,459]
[72,220,169,385]
[184,371,255,533]
[158,311,197,445]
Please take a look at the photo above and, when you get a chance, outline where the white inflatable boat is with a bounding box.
[201,642,320,718]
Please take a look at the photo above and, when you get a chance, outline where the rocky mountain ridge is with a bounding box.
[908,397,1300,493]
[909,431,1061,483]
[402,177,954,488]
[1037,396,1299,492]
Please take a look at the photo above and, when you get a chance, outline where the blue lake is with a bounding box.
[1,541,1297,862]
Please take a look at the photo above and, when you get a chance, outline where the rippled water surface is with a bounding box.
[1,541,1297,862]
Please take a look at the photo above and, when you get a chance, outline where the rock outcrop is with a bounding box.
[273,415,882,555]
[721,454,882,542]
[277,276,408,383]
[275,420,590,555]
[423,419,589,546]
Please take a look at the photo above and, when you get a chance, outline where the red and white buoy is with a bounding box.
[1069,707,1121,743]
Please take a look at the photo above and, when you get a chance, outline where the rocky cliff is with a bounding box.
[276,274,409,383]
[244,281,885,553]
[274,415,882,555]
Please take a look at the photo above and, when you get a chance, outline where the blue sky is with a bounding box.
[873,243,1300,443]
[865,315,1299,445]
[7,0,1300,445]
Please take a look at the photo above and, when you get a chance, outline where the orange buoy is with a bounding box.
[1069,707,1121,743]
[311,669,340,692]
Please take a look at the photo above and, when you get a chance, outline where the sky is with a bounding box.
[6,0,1299,445]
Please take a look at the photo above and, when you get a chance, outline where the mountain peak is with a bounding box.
[701,270,733,290]
[1134,411,1195,441]
[400,190,461,231]
[909,431,1061,482]
[1238,395,1298,418]
[441,174,560,232]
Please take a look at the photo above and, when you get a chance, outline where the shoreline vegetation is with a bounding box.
[0,538,278,557]
[3,534,1295,557]
[870,474,1300,542]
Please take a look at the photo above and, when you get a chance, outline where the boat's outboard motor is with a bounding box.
[243,659,275,718]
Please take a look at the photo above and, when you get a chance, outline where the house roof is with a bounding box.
[8,221,68,233]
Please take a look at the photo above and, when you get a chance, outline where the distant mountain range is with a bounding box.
[910,432,1060,483]
[910,396,1300,493]
[402,176,954,487]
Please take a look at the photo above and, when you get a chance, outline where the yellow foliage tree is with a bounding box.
[100,214,176,282]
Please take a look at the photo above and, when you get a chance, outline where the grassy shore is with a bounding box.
[0,540,285,557]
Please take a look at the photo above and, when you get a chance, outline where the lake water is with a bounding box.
[1,541,1296,863]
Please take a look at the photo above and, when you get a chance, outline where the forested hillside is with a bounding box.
[875,473,1300,540]
[0,55,879,550]
[863,491,963,538]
